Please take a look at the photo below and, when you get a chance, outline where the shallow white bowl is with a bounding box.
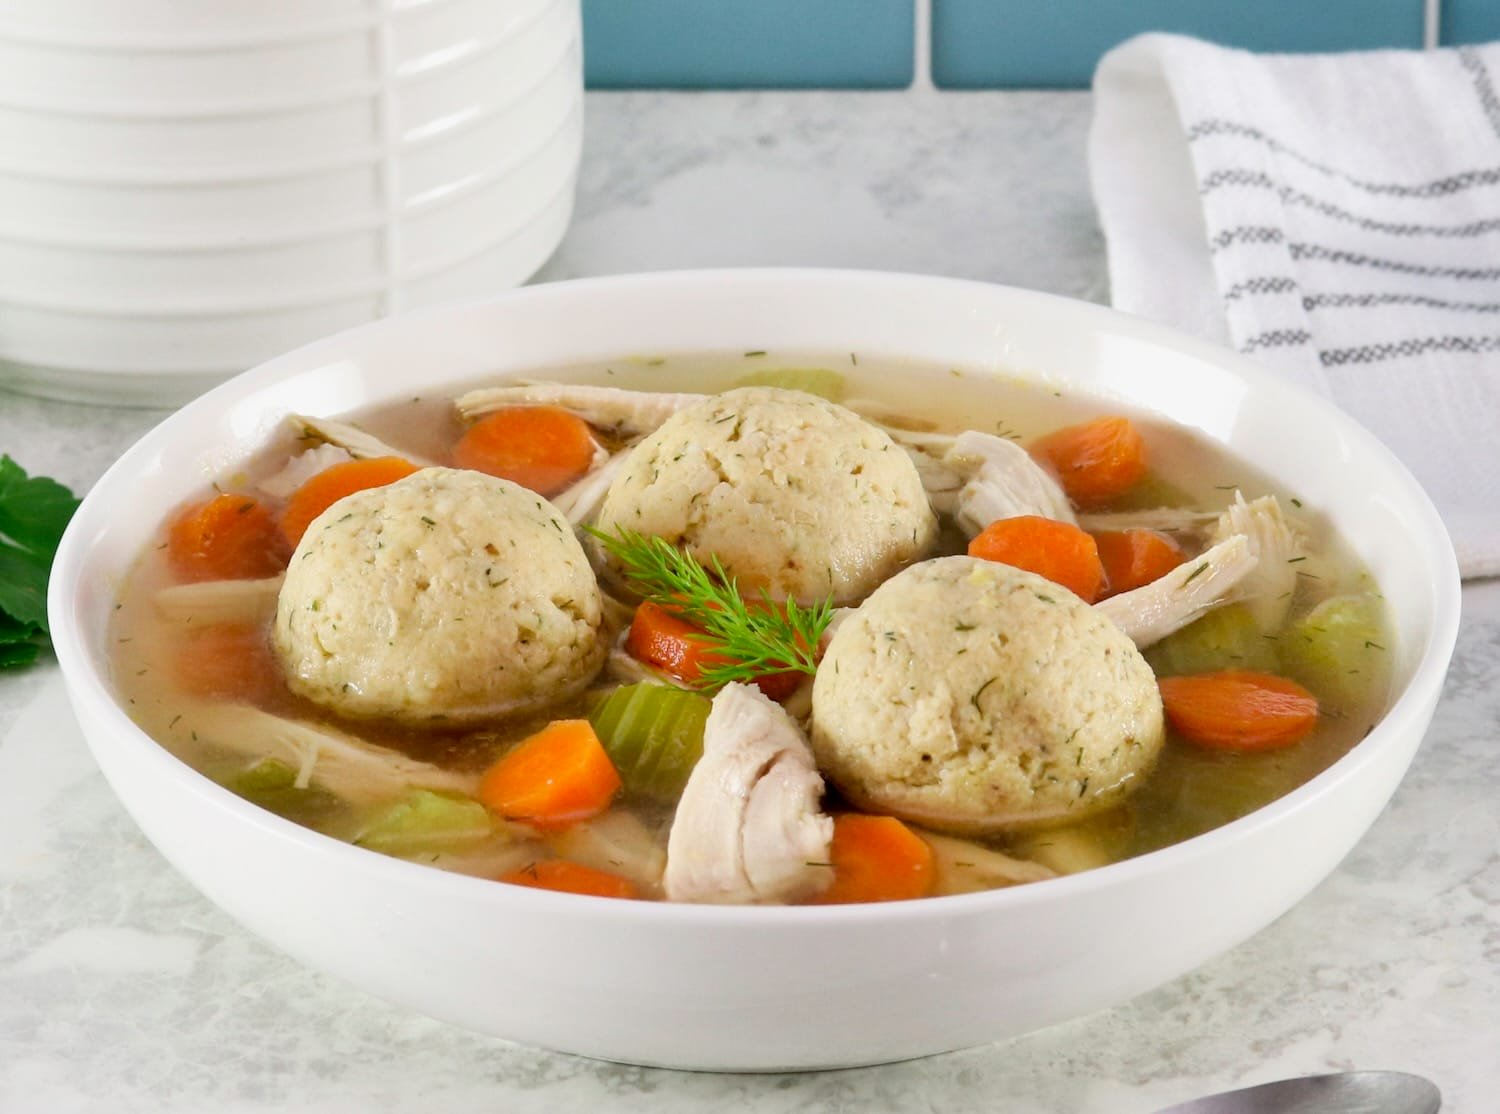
[48,270,1461,1070]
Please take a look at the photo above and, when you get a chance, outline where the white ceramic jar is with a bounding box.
[0,0,582,404]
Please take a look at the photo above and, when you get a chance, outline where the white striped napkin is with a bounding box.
[1090,33,1500,579]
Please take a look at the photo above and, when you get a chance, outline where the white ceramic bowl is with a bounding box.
[48,270,1460,1071]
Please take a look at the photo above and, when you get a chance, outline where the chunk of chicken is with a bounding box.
[154,576,284,626]
[259,443,354,499]
[455,381,705,439]
[1211,493,1304,630]
[945,430,1077,535]
[922,832,1057,894]
[178,700,479,804]
[1095,534,1256,649]
[664,683,833,904]
[1076,506,1220,535]
[888,433,965,518]
[551,450,627,526]
[548,811,667,897]
[289,415,436,467]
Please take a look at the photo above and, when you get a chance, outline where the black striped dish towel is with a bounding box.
[1091,33,1500,579]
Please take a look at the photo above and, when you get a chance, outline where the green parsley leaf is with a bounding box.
[0,456,79,557]
[0,610,41,644]
[0,642,40,669]
[0,456,80,643]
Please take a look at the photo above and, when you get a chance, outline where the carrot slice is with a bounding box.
[479,720,622,828]
[1158,670,1320,751]
[453,406,597,497]
[166,493,290,583]
[499,859,639,900]
[278,456,419,548]
[1094,528,1187,597]
[1030,416,1148,507]
[967,515,1106,603]
[813,814,935,904]
[624,600,801,701]
[173,623,281,703]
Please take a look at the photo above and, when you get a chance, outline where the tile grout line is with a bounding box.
[911,0,933,91]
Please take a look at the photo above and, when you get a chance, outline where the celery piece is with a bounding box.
[589,682,711,802]
[1145,602,1279,677]
[223,758,345,830]
[1104,469,1196,512]
[1279,594,1391,712]
[355,790,493,856]
[732,368,847,402]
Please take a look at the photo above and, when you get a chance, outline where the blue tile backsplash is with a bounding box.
[931,0,1426,88]
[580,1,1465,91]
[581,0,914,89]
[1442,0,1500,45]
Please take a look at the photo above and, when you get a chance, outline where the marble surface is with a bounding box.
[1,90,1495,1113]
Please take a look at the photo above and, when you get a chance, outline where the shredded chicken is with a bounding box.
[289,415,436,467]
[455,380,704,438]
[1009,824,1115,875]
[1096,533,1257,649]
[420,838,539,881]
[180,701,479,804]
[921,831,1057,894]
[1075,506,1220,535]
[154,576,284,626]
[944,430,1077,535]
[843,397,941,433]
[548,811,667,896]
[1211,493,1304,630]
[605,643,689,689]
[258,444,354,499]
[664,683,833,904]
[551,450,627,525]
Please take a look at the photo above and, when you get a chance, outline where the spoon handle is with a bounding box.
[1154,1070,1441,1114]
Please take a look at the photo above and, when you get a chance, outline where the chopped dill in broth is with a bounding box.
[109,353,1393,900]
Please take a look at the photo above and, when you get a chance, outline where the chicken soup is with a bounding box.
[109,355,1393,903]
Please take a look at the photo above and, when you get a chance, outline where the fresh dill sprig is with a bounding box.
[586,526,833,689]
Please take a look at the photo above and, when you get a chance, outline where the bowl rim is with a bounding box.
[47,266,1464,928]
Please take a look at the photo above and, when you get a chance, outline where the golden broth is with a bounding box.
[109,353,1393,886]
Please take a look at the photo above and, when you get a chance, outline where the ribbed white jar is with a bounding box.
[0,0,582,404]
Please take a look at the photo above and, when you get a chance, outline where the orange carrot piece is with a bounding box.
[453,406,597,497]
[1094,528,1187,597]
[479,720,622,827]
[813,814,935,905]
[166,493,290,583]
[967,515,1106,603]
[174,623,281,703]
[278,456,419,548]
[499,859,640,900]
[626,601,714,683]
[1158,670,1320,751]
[1030,416,1148,507]
[625,600,801,701]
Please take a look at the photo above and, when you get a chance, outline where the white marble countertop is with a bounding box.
[2,91,1496,1113]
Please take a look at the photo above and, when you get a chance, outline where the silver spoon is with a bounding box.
[1155,1071,1440,1113]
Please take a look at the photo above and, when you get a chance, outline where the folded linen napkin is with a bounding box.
[1090,33,1500,579]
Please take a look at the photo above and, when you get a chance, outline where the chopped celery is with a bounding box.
[1127,743,1307,853]
[732,368,847,402]
[222,758,345,831]
[1105,469,1196,511]
[1279,594,1391,712]
[589,682,711,801]
[1145,602,1279,677]
[355,789,493,856]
